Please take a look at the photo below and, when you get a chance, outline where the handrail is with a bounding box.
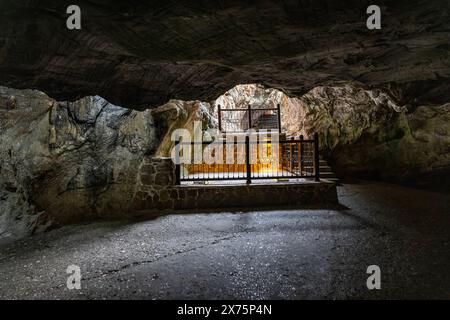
[218,103,282,133]
[219,108,279,111]
[174,133,320,184]
[178,139,315,145]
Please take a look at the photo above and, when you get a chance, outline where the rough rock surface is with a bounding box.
[152,100,216,157]
[281,85,450,188]
[0,0,449,243]
[0,0,448,109]
[0,87,157,242]
[1,82,449,242]
[0,85,223,242]
[213,84,450,189]
[215,84,283,132]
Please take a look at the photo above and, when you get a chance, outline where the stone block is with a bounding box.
[140,174,155,185]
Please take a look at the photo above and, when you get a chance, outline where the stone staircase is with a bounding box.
[318,157,339,182]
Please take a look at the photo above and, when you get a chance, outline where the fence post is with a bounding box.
[245,135,251,184]
[277,104,282,133]
[247,104,252,130]
[289,136,294,172]
[175,138,181,185]
[299,135,304,175]
[314,132,320,182]
[218,104,222,132]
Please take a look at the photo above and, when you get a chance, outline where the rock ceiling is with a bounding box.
[0,0,449,109]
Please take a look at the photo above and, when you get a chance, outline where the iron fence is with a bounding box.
[218,104,282,133]
[174,133,320,184]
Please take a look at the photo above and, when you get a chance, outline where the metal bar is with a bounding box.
[277,104,282,133]
[175,138,181,185]
[181,176,317,181]
[289,137,293,172]
[247,104,252,130]
[177,137,323,182]
[300,135,304,175]
[220,108,278,111]
[218,104,222,132]
[278,139,315,143]
[245,135,251,184]
[179,139,315,145]
[181,177,246,182]
[314,132,320,182]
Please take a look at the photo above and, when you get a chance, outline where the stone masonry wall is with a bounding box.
[133,156,338,212]
[173,182,338,210]
[134,157,177,211]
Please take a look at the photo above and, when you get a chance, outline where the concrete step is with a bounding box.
[304,158,339,181]
[318,157,338,179]
[299,169,337,179]
[320,172,337,178]
[304,165,332,172]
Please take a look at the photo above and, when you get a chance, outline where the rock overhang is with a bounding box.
[0,0,448,110]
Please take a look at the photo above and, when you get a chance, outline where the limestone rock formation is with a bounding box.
[279,84,450,188]
[152,100,217,157]
[281,84,404,145]
[0,85,223,242]
[1,82,449,242]
[0,0,448,109]
[212,83,450,189]
[330,101,450,188]
[0,0,449,243]
[0,87,157,242]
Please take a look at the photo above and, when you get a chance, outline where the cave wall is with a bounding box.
[1,82,450,242]
[0,85,224,242]
[331,102,450,189]
[281,84,450,189]
[206,83,450,190]
[0,87,158,242]
[0,0,448,243]
[152,100,217,157]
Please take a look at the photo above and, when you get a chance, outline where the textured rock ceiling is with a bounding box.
[0,0,449,109]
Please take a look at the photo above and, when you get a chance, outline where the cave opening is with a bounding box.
[170,84,328,185]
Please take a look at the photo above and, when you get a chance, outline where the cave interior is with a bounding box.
[0,0,449,300]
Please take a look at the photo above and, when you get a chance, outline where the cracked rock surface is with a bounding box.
[280,85,450,188]
[0,86,157,242]
[0,85,221,242]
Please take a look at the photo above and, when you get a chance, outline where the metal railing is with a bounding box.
[174,133,320,184]
[218,104,282,133]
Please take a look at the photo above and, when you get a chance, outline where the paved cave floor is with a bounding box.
[0,180,449,299]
